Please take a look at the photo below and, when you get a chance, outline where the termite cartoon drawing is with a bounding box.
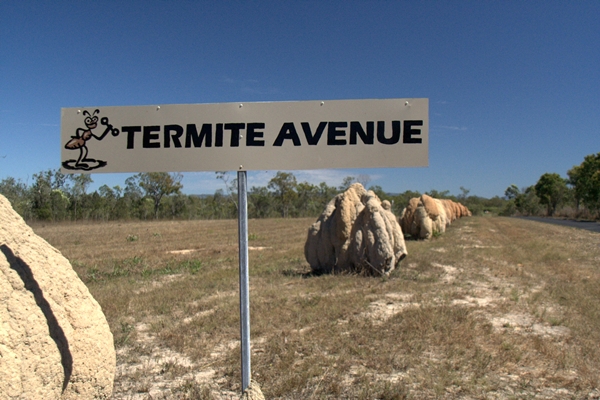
[62,109,119,171]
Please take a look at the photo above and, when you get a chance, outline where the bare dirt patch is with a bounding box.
[167,249,197,255]
[362,294,420,324]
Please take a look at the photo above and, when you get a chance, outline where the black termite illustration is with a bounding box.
[62,109,119,171]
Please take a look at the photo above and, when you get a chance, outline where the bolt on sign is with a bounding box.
[60,98,428,173]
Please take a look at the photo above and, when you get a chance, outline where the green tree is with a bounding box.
[186,195,206,219]
[568,153,600,216]
[216,171,238,210]
[68,174,93,220]
[268,172,297,218]
[534,173,568,216]
[123,176,143,218]
[458,186,470,201]
[317,182,338,202]
[168,193,190,219]
[135,172,183,219]
[50,189,70,220]
[567,165,582,211]
[96,184,114,220]
[501,184,541,216]
[295,182,321,217]
[31,169,69,220]
[516,186,541,215]
[96,184,126,220]
[85,191,105,220]
[464,196,483,216]
[500,184,521,216]
[209,189,236,219]
[248,186,273,218]
[483,196,507,211]
[504,184,520,200]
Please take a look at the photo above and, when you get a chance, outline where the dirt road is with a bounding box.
[517,216,600,233]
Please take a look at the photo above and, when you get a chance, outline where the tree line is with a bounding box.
[502,152,600,219]
[0,170,505,222]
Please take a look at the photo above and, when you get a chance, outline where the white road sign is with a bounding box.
[60,98,428,173]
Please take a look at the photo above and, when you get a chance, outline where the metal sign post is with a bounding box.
[237,170,251,392]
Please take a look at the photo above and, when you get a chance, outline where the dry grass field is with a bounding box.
[32,216,600,399]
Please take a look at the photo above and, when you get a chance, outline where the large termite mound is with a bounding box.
[400,194,471,240]
[305,183,407,276]
[0,194,116,399]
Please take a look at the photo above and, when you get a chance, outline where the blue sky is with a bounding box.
[1,1,598,198]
